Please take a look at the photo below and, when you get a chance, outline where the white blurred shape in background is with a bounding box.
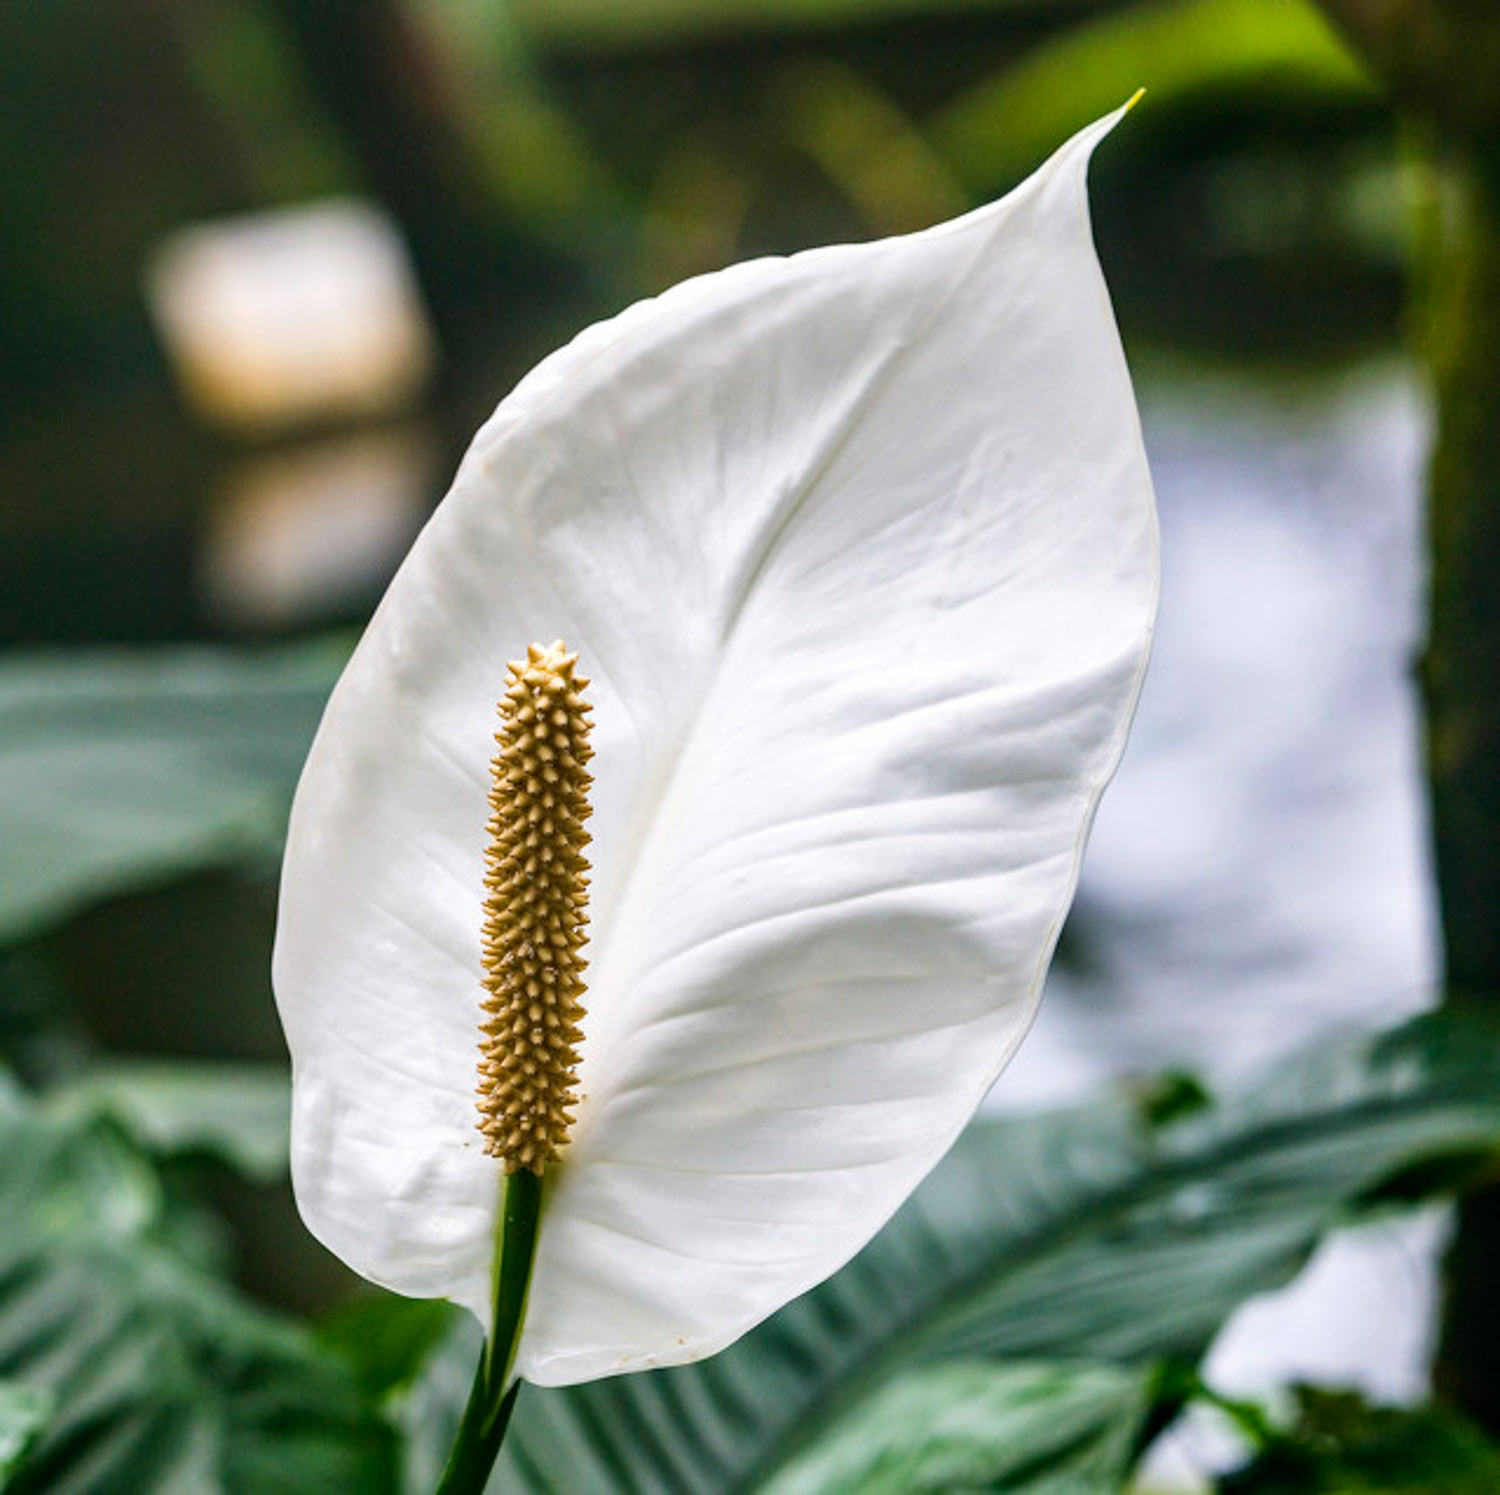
[146,200,435,434]
[198,425,436,630]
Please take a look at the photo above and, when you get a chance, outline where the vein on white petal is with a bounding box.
[359,868,474,957]
[305,1024,475,1100]
[616,960,989,1036]
[595,1009,1003,1121]
[655,789,1000,879]
[414,717,489,794]
[583,1142,952,1182]
[605,965,1001,1064]
[557,1190,890,1233]
[716,233,1006,647]
[306,816,477,965]
[584,210,1023,988]
[298,899,471,1027]
[317,1114,476,1154]
[713,331,905,647]
[561,1210,863,1270]
[673,683,1079,801]
[658,823,1067,916]
[618,861,1062,995]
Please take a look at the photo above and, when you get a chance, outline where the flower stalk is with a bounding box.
[434,1169,541,1494]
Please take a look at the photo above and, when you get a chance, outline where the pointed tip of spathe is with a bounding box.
[1095,88,1146,141]
[1034,94,1146,183]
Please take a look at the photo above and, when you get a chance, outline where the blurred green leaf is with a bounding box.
[934,0,1375,192]
[466,1007,1500,1493]
[389,1309,479,1495]
[768,58,968,233]
[511,0,1099,49]
[49,1061,290,1183]
[0,1089,395,1494]
[318,1295,463,1404]
[0,947,88,1085]
[1221,1386,1500,1493]
[0,1384,52,1488]
[0,641,346,945]
[760,1360,1152,1494]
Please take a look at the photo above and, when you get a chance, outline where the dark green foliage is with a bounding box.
[319,1297,465,1406]
[0,1084,396,1494]
[1223,1387,1500,1494]
[54,1060,291,1183]
[0,1384,52,1487]
[756,1360,1153,1494]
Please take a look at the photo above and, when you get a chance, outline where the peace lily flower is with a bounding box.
[273,102,1157,1467]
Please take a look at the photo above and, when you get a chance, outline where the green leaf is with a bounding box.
[0,1089,395,1494]
[0,946,86,1085]
[760,1360,1152,1495]
[0,641,346,944]
[510,0,1087,49]
[49,1061,291,1183]
[0,1383,52,1486]
[391,1312,481,1495]
[318,1296,463,1404]
[934,0,1375,194]
[475,1008,1500,1493]
[1221,1387,1500,1493]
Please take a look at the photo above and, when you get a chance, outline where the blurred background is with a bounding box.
[0,0,1463,1488]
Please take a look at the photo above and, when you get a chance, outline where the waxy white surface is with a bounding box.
[274,106,1157,1387]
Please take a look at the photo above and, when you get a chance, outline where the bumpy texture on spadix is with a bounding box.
[478,642,593,1173]
[274,103,1159,1388]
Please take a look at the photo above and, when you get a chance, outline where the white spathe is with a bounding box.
[273,105,1158,1388]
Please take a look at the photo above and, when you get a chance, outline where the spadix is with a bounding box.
[477,642,594,1174]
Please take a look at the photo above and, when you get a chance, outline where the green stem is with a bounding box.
[432,1370,522,1495]
[433,1168,543,1495]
